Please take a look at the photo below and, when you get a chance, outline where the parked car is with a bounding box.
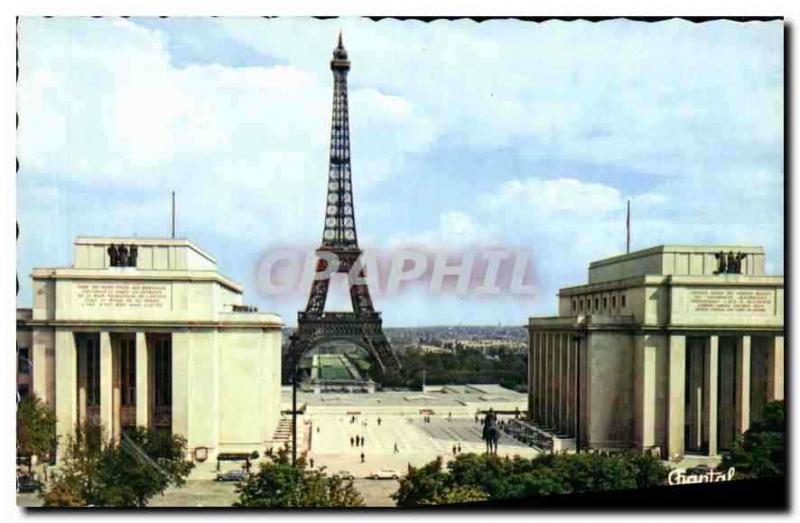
[368,468,400,480]
[333,470,355,480]
[215,469,247,482]
[16,475,43,493]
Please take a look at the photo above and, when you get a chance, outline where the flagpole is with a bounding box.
[626,199,631,254]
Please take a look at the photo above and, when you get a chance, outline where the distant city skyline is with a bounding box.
[17,17,783,326]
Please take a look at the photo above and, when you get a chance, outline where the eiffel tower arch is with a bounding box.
[283,33,401,383]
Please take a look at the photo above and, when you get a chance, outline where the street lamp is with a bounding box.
[292,360,299,467]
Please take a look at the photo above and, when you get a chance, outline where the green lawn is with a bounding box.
[318,354,355,380]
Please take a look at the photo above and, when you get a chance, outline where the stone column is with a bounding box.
[735,336,751,435]
[172,331,190,441]
[528,330,535,420]
[666,335,686,460]
[534,332,542,423]
[549,333,557,429]
[136,332,149,428]
[688,339,704,451]
[766,335,784,402]
[577,335,588,448]
[54,329,77,459]
[77,338,88,425]
[537,332,544,423]
[703,336,719,456]
[554,333,562,432]
[635,335,657,450]
[542,333,550,428]
[112,341,121,439]
[100,331,114,439]
[561,333,569,435]
[570,336,578,437]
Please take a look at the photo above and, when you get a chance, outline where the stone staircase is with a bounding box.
[267,417,310,453]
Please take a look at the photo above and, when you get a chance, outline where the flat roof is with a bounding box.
[589,244,764,269]
[281,384,527,409]
[75,236,217,264]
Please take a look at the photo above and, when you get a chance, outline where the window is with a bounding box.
[579,299,584,312]
[621,294,627,308]
[603,297,608,309]
[612,296,617,308]
[86,337,100,406]
[119,338,136,406]
[594,298,599,310]
[17,384,30,399]
[154,337,172,408]
[572,299,577,312]
[17,347,30,375]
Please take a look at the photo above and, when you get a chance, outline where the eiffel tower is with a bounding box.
[283,33,400,382]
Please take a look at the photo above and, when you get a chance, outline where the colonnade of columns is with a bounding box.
[54,330,159,455]
[667,334,784,460]
[529,330,580,438]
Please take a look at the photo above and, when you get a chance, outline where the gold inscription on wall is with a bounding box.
[75,282,169,309]
[688,288,773,314]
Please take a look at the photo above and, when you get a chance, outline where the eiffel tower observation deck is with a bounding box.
[283,33,400,382]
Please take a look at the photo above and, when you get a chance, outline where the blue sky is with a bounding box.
[17,17,783,326]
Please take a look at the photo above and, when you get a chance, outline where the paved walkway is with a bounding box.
[306,415,538,478]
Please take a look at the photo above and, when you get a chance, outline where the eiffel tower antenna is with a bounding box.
[285,34,400,384]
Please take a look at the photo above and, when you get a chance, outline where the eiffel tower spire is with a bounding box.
[322,30,357,249]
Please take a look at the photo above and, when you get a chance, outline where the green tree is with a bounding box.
[234,446,364,507]
[43,423,193,507]
[722,400,785,479]
[393,451,671,506]
[392,456,451,507]
[42,420,107,507]
[627,451,670,488]
[17,394,57,465]
[93,427,194,506]
[424,485,489,505]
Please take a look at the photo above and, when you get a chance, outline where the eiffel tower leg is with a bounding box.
[361,337,387,375]
[305,277,331,316]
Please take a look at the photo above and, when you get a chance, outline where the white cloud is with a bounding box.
[17,17,437,250]
[386,210,493,248]
[16,17,784,326]
[483,177,625,217]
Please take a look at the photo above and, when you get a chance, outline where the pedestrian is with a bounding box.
[394,442,399,454]
[360,452,365,464]
[355,435,360,446]
[317,426,320,433]
[457,443,462,453]
[350,436,354,447]
[310,457,315,468]
[452,445,457,456]
[377,417,382,426]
